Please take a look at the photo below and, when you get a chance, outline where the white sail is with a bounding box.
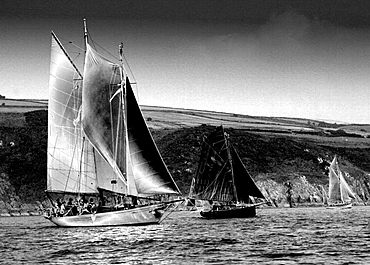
[328,156,356,205]
[47,33,97,194]
[47,33,128,195]
[328,166,341,203]
[339,171,356,202]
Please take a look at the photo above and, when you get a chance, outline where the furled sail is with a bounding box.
[47,32,97,194]
[190,126,265,203]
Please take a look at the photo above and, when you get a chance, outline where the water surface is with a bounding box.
[1,206,369,264]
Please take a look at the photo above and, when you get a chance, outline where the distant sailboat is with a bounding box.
[44,20,182,227]
[189,126,266,218]
[327,156,356,209]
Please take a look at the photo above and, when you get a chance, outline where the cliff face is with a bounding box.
[1,110,370,216]
[153,125,370,206]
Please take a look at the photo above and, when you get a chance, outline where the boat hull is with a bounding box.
[326,202,352,210]
[200,205,256,219]
[45,204,163,227]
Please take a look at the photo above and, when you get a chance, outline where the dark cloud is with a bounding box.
[2,0,370,28]
[292,0,370,28]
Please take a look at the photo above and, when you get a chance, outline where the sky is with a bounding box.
[1,0,370,124]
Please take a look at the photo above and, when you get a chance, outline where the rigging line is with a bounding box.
[108,85,116,162]
[56,35,84,52]
[159,200,184,224]
[68,41,85,52]
[51,112,81,194]
[92,143,98,188]
[71,52,83,64]
[90,40,138,84]
[86,31,99,53]
[49,170,96,192]
[77,136,86,197]
[196,160,229,198]
[52,32,83,79]
[203,140,226,164]
[63,137,80,194]
[107,80,119,164]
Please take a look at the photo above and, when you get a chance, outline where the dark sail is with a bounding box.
[126,78,181,195]
[190,126,233,201]
[190,126,265,203]
[230,143,265,200]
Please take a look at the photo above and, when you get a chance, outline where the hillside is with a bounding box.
[1,101,370,215]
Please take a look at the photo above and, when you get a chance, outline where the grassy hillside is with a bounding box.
[1,104,370,214]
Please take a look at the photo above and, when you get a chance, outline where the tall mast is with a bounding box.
[225,131,239,203]
[83,18,88,49]
[119,43,129,196]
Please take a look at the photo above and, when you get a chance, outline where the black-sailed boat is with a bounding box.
[189,126,266,219]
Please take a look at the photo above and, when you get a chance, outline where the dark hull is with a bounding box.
[200,205,256,219]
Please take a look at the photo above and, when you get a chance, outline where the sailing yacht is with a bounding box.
[189,126,266,218]
[326,156,356,209]
[44,20,182,227]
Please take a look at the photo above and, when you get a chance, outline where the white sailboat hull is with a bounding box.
[326,202,352,210]
[45,204,163,227]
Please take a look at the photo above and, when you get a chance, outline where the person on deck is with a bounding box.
[59,201,66,216]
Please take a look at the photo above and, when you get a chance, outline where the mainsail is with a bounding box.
[81,43,132,194]
[47,33,180,198]
[190,126,265,203]
[328,156,356,204]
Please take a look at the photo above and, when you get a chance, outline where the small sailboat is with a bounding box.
[44,20,182,227]
[189,126,266,219]
[326,156,356,209]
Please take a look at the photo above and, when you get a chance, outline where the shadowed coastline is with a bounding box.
[1,98,370,216]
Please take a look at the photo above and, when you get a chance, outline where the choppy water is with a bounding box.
[1,206,370,264]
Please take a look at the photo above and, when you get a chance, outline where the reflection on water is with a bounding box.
[1,207,370,264]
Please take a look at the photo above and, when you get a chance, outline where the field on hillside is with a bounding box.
[1,99,370,148]
[141,106,370,148]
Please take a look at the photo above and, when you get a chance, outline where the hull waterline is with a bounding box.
[45,204,163,227]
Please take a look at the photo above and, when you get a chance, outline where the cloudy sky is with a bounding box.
[1,0,370,123]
